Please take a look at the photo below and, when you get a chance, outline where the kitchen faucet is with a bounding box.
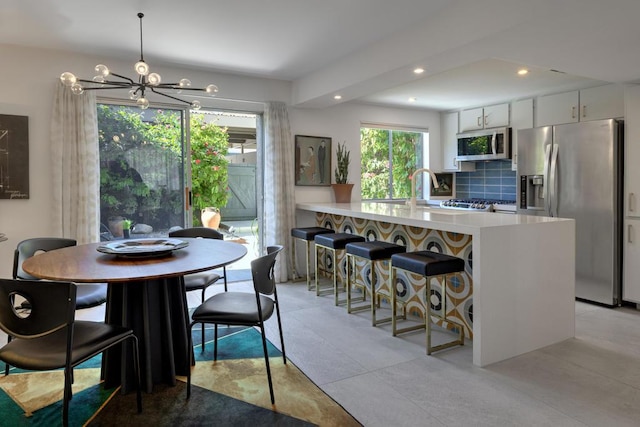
[408,168,439,209]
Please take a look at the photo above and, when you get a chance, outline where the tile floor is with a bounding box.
[26,280,640,426]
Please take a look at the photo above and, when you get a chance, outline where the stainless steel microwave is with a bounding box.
[456,127,511,161]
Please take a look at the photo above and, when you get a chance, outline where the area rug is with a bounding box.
[0,326,361,427]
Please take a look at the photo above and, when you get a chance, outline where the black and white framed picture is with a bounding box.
[295,135,331,186]
[0,114,29,199]
[430,172,454,199]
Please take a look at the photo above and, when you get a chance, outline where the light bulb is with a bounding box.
[205,84,218,95]
[95,64,110,77]
[135,61,149,76]
[60,72,77,86]
[137,97,149,109]
[192,100,201,110]
[71,83,84,95]
[129,89,140,100]
[179,78,191,88]
[148,73,161,86]
[93,75,105,83]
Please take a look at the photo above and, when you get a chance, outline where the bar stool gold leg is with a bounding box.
[426,274,465,355]
[346,254,370,314]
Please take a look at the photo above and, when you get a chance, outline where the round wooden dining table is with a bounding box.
[22,237,247,393]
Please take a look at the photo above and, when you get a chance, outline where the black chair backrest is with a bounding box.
[13,238,77,280]
[251,245,284,296]
[169,227,223,240]
[0,279,76,339]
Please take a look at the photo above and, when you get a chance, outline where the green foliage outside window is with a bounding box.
[97,105,229,229]
[360,128,423,200]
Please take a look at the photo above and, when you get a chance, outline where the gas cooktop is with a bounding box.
[439,198,516,212]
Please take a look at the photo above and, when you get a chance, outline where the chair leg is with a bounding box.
[274,301,286,364]
[259,324,275,404]
[63,368,72,426]
[200,291,206,348]
[214,324,218,361]
[187,323,194,398]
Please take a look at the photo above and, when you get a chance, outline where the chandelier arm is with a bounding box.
[77,79,134,88]
[107,72,137,85]
[149,87,195,106]
[167,87,209,93]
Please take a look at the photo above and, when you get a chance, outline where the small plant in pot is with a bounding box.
[332,142,353,203]
[121,219,132,239]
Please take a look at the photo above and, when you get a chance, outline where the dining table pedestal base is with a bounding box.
[103,277,191,394]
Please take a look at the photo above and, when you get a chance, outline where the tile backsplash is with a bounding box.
[455,160,516,201]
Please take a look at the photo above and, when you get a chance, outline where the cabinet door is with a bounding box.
[459,107,484,132]
[536,90,579,126]
[625,85,640,217]
[483,103,509,128]
[440,112,475,172]
[624,219,640,303]
[579,84,624,121]
[510,98,534,170]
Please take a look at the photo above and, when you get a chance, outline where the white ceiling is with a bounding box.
[3,0,640,111]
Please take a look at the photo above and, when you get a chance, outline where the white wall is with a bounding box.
[289,103,442,203]
[0,44,442,278]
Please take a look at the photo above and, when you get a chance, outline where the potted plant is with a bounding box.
[332,142,354,203]
[121,219,132,239]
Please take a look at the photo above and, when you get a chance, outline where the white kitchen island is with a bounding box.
[296,202,576,367]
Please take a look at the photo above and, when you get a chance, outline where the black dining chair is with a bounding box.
[187,245,286,404]
[0,278,142,426]
[13,238,108,309]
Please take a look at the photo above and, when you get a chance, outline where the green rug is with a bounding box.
[0,327,361,427]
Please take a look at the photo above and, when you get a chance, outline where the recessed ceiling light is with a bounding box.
[413,68,425,74]
[517,68,529,76]
[408,97,417,103]
[333,94,342,100]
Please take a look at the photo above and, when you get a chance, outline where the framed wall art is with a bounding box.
[295,135,331,186]
[0,114,29,199]
[429,172,454,199]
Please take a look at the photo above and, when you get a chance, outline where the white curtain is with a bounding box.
[263,101,295,282]
[51,82,100,244]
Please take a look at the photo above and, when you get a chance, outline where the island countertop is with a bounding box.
[296,202,572,235]
[296,201,576,367]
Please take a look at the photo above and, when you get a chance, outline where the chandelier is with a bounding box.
[59,12,218,110]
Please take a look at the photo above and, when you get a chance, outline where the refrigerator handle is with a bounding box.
[629,224,634,244]
[550,144,559,217]
[630,193,636,213]
[543,144,552,216]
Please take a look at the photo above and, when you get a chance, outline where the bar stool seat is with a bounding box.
[345,241,406,325]
[314,233,365,305]
[291,227,333,290]
[390,250,466,354]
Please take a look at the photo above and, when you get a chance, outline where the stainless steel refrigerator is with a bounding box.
[517,119,623,306]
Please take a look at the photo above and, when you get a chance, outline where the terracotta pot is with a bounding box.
[108,216,124,238]
[331,183,354,203]
[201,207,222,229]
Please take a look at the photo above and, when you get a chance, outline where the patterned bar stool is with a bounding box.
[314,233,365,305]
[290,227,333,290]
[345,241,407,326]
[389,250,466,354]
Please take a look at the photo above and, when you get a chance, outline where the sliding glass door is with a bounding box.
[97,103,187,238]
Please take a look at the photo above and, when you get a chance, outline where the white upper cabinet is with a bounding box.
[510,98,534,170]
[459,103,509,132]
[440,112,475,172]
[536,85,624,127]
[536,91,579,126]
[579,84,624,121]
